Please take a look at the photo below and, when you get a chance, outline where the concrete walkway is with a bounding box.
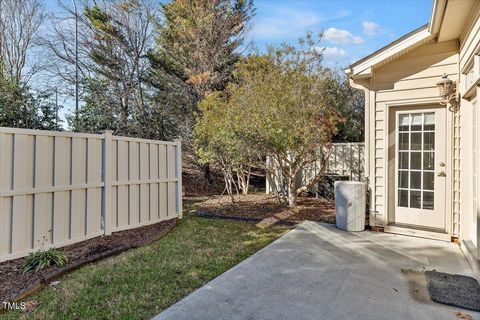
[153,222,479,320]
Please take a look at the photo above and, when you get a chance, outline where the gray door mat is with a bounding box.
[425,271,480,311]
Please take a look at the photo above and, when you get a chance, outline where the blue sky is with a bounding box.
[45,0,433,68]
[43,0,433,123]
[249,0,433,67]
[44,0,433,69]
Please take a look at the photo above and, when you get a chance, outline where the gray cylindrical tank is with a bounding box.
[335,181,366,232]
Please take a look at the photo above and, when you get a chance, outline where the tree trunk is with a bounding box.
[202,163,214,185]
[287,189,296,207]
[286,177,296,208]
[223,171,235,203]
[236,167,251,195]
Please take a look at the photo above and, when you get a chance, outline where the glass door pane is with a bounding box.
[397,112,435,210]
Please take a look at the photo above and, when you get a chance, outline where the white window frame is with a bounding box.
[396,112,436,210]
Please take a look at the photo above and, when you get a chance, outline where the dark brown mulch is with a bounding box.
[182,165,266,197]
[196,194,335,224]
[183,169,223,197]
[0,219,177,304]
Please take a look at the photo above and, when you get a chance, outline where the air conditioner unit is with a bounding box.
[335,181,366,232]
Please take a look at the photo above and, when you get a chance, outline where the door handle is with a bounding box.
[437,171,446,177]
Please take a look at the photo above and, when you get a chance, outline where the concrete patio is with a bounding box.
[154,221,479,320]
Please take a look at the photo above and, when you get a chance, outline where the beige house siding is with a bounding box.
[369,39,459,228]
[348,0,480,271]
[458,3,480,249]
[459,2,480,71]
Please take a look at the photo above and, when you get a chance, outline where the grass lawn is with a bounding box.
[2,200,291,320]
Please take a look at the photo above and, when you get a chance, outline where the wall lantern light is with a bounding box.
[436,73,459,112]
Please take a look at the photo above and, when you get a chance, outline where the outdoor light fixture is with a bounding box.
[436,73,459,112]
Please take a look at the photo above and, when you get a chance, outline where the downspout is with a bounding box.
[348,79,370,178]
[349,77,374,225]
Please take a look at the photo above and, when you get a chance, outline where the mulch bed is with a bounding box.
[196,194,335,224]
[183,167,224,197]
[0,219,177,305]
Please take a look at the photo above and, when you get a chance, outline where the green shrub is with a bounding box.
[22,248,68,273]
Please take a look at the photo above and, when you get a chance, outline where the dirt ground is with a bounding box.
[0,219,176,303]
[195,193,335,224]
[182,167,224,197]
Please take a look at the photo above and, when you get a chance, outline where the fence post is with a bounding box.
[173,138,183,219]
[0,131,4,261]
[103,130,114,235]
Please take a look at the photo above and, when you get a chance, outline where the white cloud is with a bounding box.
[322,47,348,57]
[324,27,365,45]
[249,4,351,41]
[252,10,322,39]
[362,21,380,36]
[317,47,350,67]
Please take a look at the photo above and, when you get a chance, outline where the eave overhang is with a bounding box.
[346,0,475,81]
[345,25,433,80]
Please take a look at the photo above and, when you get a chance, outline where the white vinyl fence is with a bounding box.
[266,142,365,194]
[0,127,182,262]
[324,142,365,180]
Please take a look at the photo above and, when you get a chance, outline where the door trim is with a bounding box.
[393,108,446,229]
[384,99,453,238]
[384,225,451,241]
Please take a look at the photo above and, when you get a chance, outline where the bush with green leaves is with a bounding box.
[195,92,254,202]
[195,34,344,207]
[22,248,68,273]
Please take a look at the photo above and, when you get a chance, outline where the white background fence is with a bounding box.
[0,128,182,262]
[325,142,365,180]
[266,142,365,194]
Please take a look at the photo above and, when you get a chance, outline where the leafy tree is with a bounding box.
[149,0,255,185]
[76,0,156,137]
[196,35,343,207]
[0,78,62,130]
[194,92,252,201]
[0,78,24,126]
[0,0,45,84]
[66,78,116,133]
[32,90,63,130]
[154,0,254,98]
[332,74,364,142]
[47,0,159,136]
[0,0,59,130]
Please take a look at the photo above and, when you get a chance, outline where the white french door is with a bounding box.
[394,108,446,230]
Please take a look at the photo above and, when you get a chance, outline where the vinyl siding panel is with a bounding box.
[458,4,480,242]
[370,40,459,226]
[459,3,480,70]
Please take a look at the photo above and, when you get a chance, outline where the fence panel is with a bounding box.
[326,142,365,181]
[110,136,181,232]
[0,128,182,262]
[266,142,365,194]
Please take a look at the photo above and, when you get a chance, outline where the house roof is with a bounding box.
[344,25,433,79]
[346,0,475,79]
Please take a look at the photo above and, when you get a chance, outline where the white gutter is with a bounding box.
[428,0,447,35]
